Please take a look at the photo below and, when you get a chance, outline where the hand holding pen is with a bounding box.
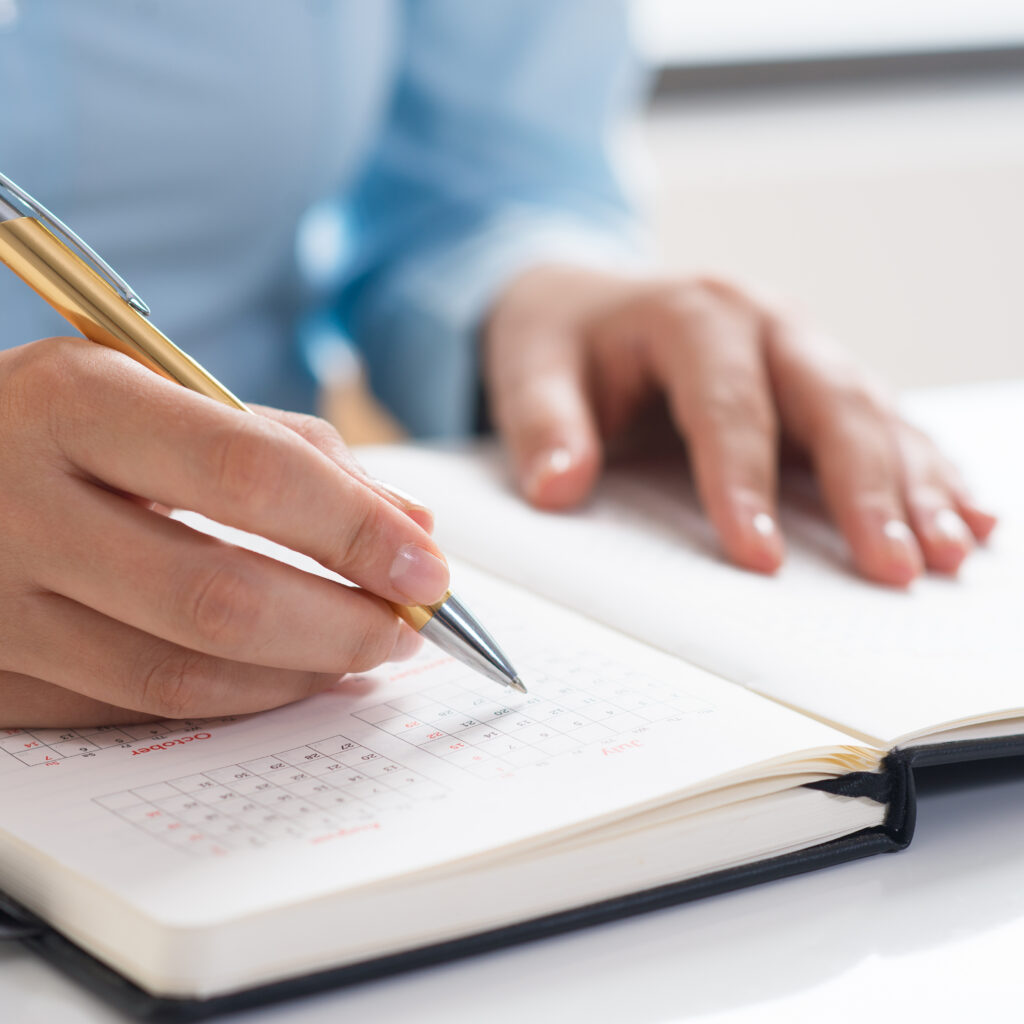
[0,173,522,729]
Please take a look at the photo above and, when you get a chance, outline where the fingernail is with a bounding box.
[524,447,573,501]
[921,507,972,574]
[746,510,784,571]
[375,480,428,511]
[934,508,972,545]
[882,519,924,580]
[374,480,434,533]
[389,544,449,604]
[389,624,423,663]
[883,519,913,543]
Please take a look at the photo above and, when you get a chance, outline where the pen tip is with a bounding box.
[509,676,528,695]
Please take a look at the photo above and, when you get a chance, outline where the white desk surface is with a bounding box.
[3,759,1024,1023]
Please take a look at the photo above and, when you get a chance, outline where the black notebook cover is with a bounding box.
[4,736,1024,1022]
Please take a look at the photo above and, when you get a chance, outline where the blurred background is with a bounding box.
[333,0,1024,441]
[631,0,1024,389]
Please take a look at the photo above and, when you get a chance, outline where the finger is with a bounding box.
[770,347,922,585]
[7,591,404,719]
[391,623,425,662]
[0,623,418,728]
[44,342,448,605]
[650,288,784,573]
[898,426,975,574]
[29,480,406,672]
[487,327,602,509]
[814,421,922,586]
[935,462,999,542]
[0,670,148,729]
[905,489,973,574]
[955,501,998,543]
[253,406,434,533]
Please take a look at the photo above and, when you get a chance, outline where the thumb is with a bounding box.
[489,331,602,510]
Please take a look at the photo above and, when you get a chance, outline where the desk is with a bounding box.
[3,758,1023,1023]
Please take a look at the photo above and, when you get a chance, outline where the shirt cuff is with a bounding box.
[351,208,650,438]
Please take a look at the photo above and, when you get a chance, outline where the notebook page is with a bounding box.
[361,380,1023,746]
[0,560,867,947]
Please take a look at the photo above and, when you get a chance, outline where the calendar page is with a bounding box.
[0,558,874,932]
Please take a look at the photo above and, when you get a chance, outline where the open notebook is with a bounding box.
[1,380,1020,1020]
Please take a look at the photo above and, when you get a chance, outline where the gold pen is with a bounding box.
[0,171,526,695]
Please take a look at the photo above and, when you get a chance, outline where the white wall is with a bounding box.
[640,73,1024,387]
[632,0,1024,65]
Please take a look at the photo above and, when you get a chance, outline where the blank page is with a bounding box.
[362,380,1024,746]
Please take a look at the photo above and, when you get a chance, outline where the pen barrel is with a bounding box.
[389,595,447,632]
[0,216,247,412]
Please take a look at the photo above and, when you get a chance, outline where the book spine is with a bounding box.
[807,757,915,849]
[0,892,46,941]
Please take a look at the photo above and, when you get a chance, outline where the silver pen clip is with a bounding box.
[0,170,151,317]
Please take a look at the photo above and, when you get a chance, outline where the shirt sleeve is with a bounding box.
[334,0,650,438]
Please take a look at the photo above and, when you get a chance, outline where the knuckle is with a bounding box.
[839,380,885,418]
[136,646,208,719]
[695,379,774,435]
[810,376,890,439]
[0,339,76,430]
[633,280,763,364]
[211,421,289,512]
[835,383,895,438]
[657,280,732,328]
[293,414,355,468]
[182,561,260,651]
[322,489,380,573]
[906,483,947,511]
[853,489,902,519]
[340,610,398,675]
[296,414,339,448]
[898,420,945,469]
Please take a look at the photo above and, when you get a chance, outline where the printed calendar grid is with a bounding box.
[353,653,711,778]
[61,648,711,858]
[94,734,447,858]
[0,718,232,767]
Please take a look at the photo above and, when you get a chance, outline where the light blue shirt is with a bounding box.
[0,1,642,435]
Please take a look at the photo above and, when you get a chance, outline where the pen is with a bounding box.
[0,171,526,695]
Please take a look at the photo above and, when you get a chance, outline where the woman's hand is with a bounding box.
[484,266,996,584]
[0,338,446,728]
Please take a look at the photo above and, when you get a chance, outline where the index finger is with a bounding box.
[49,342,450,606]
